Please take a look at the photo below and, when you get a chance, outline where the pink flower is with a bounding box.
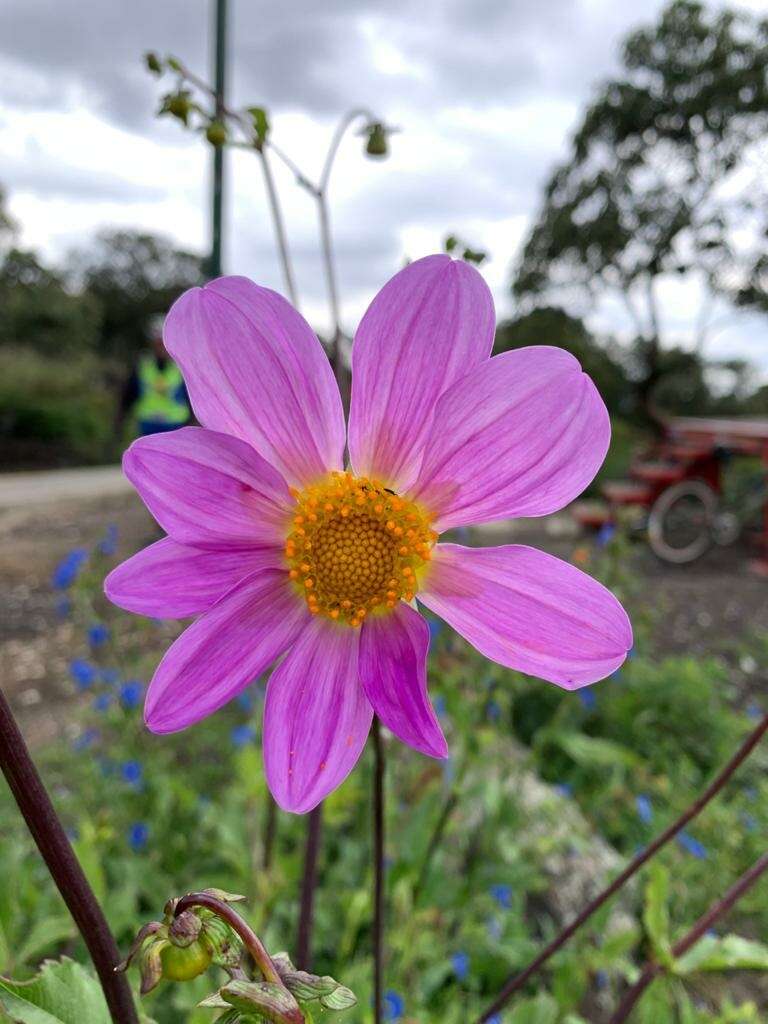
[105,255,631,813]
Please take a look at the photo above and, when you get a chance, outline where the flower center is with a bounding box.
[285,471,437,626]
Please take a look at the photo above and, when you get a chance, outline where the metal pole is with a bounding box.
[209,0,227,279]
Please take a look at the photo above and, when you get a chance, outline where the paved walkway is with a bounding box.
[0,465,131,510]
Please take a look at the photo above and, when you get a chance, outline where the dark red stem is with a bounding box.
[296,803,323,970]
[610,851,768,1023]
[0,688,138,1023]
[372,718,385,1024]
[476,712,768,1022]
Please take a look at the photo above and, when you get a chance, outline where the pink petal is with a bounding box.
[419,543,632,689]
[164,277,345,487]
[123,426,292,548]
[145,570,309,733]
[359,603,447,759]
[410,347,610,530]
[105,537,282,619]
[348,255,495,491]
[263,619,372,813]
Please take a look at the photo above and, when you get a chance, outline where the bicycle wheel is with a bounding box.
[647,480,718,565]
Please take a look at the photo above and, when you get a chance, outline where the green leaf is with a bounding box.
[14,918,75,969]
[554,732,641,769]
[643,864,673,968]
[674,934,768,974]
[0,958,111,1024]
[247,107,270,145]
[508,992,559,1024]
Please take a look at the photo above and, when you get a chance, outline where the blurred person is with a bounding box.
[115,316,191,439]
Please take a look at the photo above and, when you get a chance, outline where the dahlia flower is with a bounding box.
[105,255,631,813]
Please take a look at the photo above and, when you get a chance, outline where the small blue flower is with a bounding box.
[635,794,653,824]
[595,969,609,990]
[70,659,96,690]
[451,951,470,981]
[677,831,707,859]
[596,523,616,547]
[490,883,512,909]
[554,782,573,798]
[486,698,501,722]
[97,524,118,556]
[487,1017,502,1024]
[119,681,144,709]
[744,786,758,802]
[746,703,763,720]
[51,548,88,589]
[72,728,99,751]
[383,991,404,1021]
[433,695,447,719]
[128,822,148,851]
[578,687,597,711]
[231,724,255,748]
[92,693,113,713]
[740,812,757,832]
[121,761,143,786]
[428,619,443,644]
[87,623,110,648]
[236,688,255,711]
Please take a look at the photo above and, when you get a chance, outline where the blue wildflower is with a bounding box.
[635,794,653,824]
[677,831,707,859]
[97,524,118,556]
[451,951,469,981]
[51,548,88,589]
[119,681,144,709]
[236,688,255,711]
[596,523,616,547]
[428,619,443,644]
[487,1017,502,1024]
[92,693,113,713]
[490,883,512,909]
[486,698,501,722]
[383,991,404,1021]
[231,724,255,748]
[70,659,96,690]
[578,687,597,711]
[72,728,99,751]
[433,695,447,719]
[128,822,149,851]
[554,782,573,798]
[595,969,609,990]
[746,703,763,720]
[121,761,143,786]
[87,623,110,648]
[740,812,757,832]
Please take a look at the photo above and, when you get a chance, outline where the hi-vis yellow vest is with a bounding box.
[135,357,188,425]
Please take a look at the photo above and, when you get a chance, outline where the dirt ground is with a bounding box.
[1,481,766,747]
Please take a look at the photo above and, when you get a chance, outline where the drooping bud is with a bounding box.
[206,121,228,147]
[364,122,389,157]
[160,939,212,982]
[144,51,162,75]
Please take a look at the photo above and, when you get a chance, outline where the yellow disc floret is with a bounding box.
[285,471,437,626]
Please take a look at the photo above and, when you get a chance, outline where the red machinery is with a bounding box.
[572,417,768,567]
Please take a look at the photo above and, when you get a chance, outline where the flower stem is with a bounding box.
[372,717,385,1024]
[256,145,300,308]
[0,688,138,1024]
[476,712,768,1022]
[610,850,768,1023]
[174,891,282,985]
[296,803,323,970]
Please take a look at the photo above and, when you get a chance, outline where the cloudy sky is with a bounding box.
[2,0,767,374]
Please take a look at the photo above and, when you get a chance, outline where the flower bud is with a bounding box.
[160,940,212,982]
[144,51,162,74]
[169,910,202,947]
[365,122,389,158]
[206,121,228,147]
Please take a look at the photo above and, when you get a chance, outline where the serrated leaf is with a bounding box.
[0,958,111,1023]
[674,934,768,974]
[643,864,673,968]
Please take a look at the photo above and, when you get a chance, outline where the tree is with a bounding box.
[0,186,17,255]
[512,1,768,420]
[0,248,101,357]
[494,307,630,416]
[72,230,205,362]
